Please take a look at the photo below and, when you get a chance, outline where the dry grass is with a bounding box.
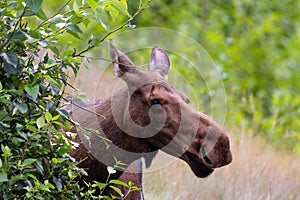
[142,131,300,200]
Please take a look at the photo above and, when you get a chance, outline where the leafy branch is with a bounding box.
[0,0,149,198]
[35,0,72,30]
[73,0,152,57]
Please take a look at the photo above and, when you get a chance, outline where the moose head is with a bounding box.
[69,44,232,188]
[103,43,233,178]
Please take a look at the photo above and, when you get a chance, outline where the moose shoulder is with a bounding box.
[66,44,232,198]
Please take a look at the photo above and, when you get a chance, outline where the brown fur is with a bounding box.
[65,45,232,199]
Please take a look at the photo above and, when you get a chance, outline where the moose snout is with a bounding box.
[201,132,232,168]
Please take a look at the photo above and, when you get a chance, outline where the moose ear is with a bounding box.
[109,43,135,77]
[148,46,170,79]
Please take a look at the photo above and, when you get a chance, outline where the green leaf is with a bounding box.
[12,137,25,144]
[45,111,52,123]
[52,114,60,121]
[11,31,25,41]
[120,0,128,9]
[0,171,8,183]
[48,46,59,55]
[111,0,130,17]
[53,177,62,191]
[35,161,44,174]
[96,9,109,31]
[49,14,64,23]
[26,124,37,132]
[36,8,47,20]
[29,30,41,39]
[57,146,70,156]
[73,1,79,12]
[1,145,12,158]
[131,186,142,191]
[12,107,18,116]
[0,81,2,90]
[0,52,19,68]
[25,84,39,100]
[25,0,43,14]
[109,185,124,197]
[0,110,9,121]
[51,158,66,164]
[0,94,10,103]
[87,0,98,10]
[21,10,35,17]
[23,158,37,166]
[109,179,129,187]
[57,109,71,119]
[3,62,22,74]
[36,115,46,129]
[93,181,107,190]
[66,24,83,35]
[16,123,24,132]
[106,5,119,21]
[14,102,28,114]
[66,24,83,39]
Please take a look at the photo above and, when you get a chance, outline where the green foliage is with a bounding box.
[82,160,141,200]
[135,0,300,152]
[0,0,145,199]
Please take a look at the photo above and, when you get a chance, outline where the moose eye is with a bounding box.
[150,99,161,105]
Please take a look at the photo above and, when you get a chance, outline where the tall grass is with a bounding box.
[143,131,300,200]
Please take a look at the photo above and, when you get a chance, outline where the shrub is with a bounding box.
[0,0,148,199]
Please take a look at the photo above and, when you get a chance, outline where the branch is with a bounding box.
[62,113,111,145]
[61,96,105,119]
[75,55,136,68]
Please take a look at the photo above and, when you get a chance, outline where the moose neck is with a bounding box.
[72,87,156,167]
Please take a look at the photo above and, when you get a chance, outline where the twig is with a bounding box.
[76,55,136,68]
[65,81,81,92]
[61,96,105,119]
[62,114,111,144]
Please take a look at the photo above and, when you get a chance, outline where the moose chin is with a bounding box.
[63,44,232,199]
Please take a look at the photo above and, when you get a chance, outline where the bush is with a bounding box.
[0,0,148,199]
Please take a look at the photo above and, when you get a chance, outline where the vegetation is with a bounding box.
[0,0,147,199]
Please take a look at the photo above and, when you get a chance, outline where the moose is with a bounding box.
[66,44,232,199]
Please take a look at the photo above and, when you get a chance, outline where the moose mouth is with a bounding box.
[180,151,214,178]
